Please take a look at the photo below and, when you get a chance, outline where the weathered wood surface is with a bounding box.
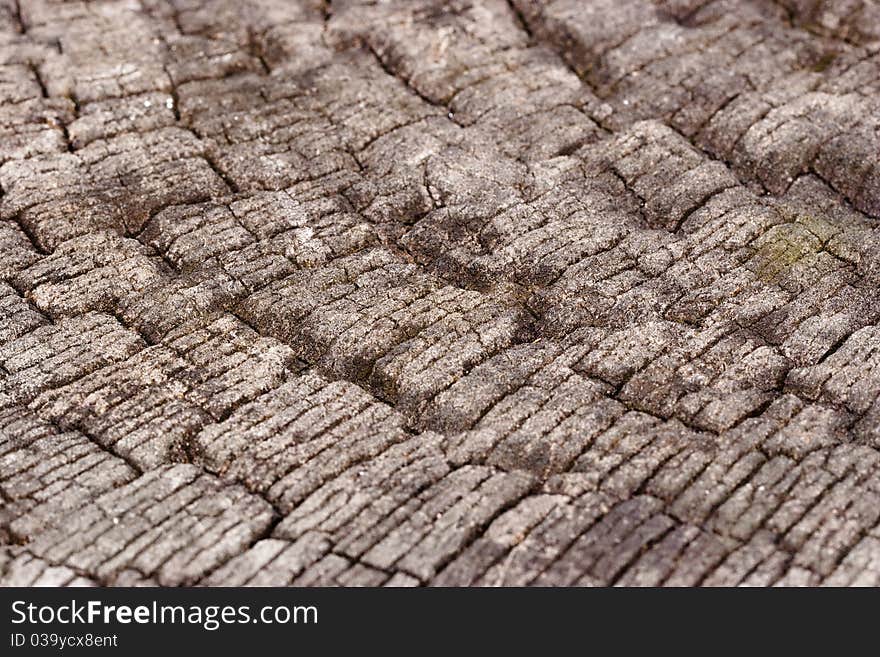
[2,0,880,586]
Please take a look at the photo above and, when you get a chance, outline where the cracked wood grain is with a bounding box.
[2,0,880,587]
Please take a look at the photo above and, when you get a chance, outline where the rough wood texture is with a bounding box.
[2,0,880,587]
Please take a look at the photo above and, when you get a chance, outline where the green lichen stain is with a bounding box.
[811,51,836,73]
[750,214,837,284]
